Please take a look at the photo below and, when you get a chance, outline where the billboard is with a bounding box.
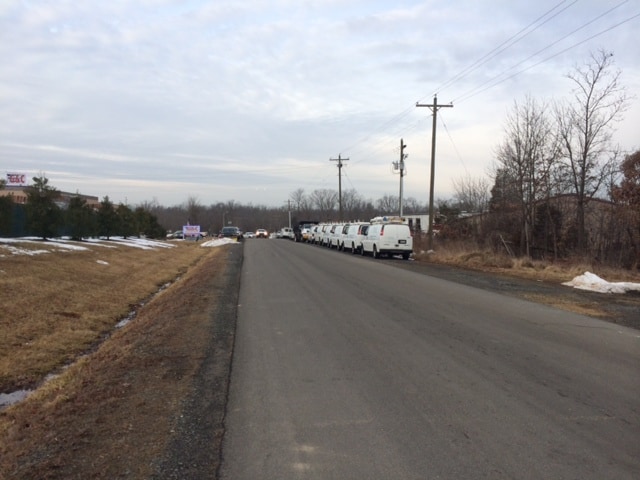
[6,173,28,187]
[182,225,201,239]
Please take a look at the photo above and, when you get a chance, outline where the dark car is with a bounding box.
[220,226,242,239]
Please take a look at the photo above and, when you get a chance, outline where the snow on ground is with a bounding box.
[200,237,241,248]
[0,236,239,257]
[563,271,640,294]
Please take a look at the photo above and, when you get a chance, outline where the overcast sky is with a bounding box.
[1,0,638,208]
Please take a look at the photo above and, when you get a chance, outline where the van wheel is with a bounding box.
[402,252,410,260]
[351,243,356,254]
[360,246,366,256]
[373,246,379,259]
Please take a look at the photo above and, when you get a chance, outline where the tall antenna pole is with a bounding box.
[330,154,349,221]
[416,95,453,250]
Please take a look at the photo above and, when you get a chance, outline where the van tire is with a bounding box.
[351,243,356,254]
[402,252,410,260]
[373,246,379,259]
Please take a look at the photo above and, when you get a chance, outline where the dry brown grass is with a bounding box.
[0,242,230,479]
[414,239,640,285]
[0,239,209,393]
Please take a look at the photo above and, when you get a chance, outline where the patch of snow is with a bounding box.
[47,239,90,251]
[201,238,241,248]
[0,390,31,408]
[0,244,50,256]
[104,237,175,250]
[563,271,640,294]
[0,236,175,254]
[83,238,117,248]
[96,260,109,265]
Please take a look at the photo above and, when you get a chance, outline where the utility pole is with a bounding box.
[398,138,409,217]
[330,154,349,221]
[393,138,407,217]
[416,95,453,250]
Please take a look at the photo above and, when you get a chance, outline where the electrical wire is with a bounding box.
[429,0,578,98]
[339,1,582,161]
[333,2,637,187]
[439,111,469,177]
[455,9,640,104]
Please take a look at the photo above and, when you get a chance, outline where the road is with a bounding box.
[220,239,640,479]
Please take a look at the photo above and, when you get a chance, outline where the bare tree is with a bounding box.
[402,197,424,214]
[289,188,307,211]
[555,50,629,253]
[612,149,640,268]
[340,189,365,220]
[184,196,203,225]
[376,194,399,215]
[452,175,491,213]
[309,189,338,220]
[495,95,558,256]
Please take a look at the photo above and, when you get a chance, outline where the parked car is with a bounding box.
[361,217,412,259]
[280,227,294,240]
[220,226,242,239]
[294,220,319,242]
[243,231,255,239]
[256,228,269,238]
[166,230,183,239]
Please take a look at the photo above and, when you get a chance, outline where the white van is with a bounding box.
[342,223,369,254]
[328,223,346,249]
[281,227,294,239]
[361,217,412,259]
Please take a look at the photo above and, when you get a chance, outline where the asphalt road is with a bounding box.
[219,239,640,480]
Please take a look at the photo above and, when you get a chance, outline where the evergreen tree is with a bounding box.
[134,206,166,239]
[0,179,12,236]
[97,196,119,239]
[66,195,95,240]
[25,175,62,240]
[117,203,135,238]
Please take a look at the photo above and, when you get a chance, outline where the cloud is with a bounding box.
[1,0,638,207]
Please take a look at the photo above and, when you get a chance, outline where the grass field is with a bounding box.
[0,237,235,478]
[0,238,212,394]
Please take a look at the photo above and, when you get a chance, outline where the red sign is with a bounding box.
[6,173,28,186]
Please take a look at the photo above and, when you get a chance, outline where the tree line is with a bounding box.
[0,176,166,240]
[446,51,638,269]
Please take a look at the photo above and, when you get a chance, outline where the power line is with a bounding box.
[455,8,640,104]
[335,2,636,179]
[431,0,578,97]
[439,111,468,177]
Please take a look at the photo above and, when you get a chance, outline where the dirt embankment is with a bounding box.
[0,245,242,480]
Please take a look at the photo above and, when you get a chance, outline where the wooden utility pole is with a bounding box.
[393,139,408,216]
[330,154,349,221]
[399,139,407,217]
[416,96,453,250]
